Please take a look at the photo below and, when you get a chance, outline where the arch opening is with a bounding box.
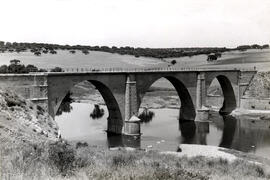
[207,75,237,115]
[138,76,196,122]
[55,80,123,136]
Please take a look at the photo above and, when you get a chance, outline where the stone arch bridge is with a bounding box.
[0,68,256,136]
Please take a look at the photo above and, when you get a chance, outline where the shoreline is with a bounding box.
[73,98,270,119]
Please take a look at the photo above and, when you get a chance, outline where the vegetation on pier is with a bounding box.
[90,104,104,119]
[138,107,155,123]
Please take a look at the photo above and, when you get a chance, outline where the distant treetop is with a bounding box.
[10,59,21,65]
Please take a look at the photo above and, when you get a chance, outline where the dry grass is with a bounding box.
[1,140,270,180]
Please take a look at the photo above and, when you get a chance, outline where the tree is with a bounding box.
[0,65,8,73]
[82,49,89,55]
[50,50,57,54]
[171,60,177,65]
[26,64,38,72]
[34,51,41,56]
[5,42,12,47]
[262,44,269,49]
[50,67,63,72]
[10,59,21,65]
[38,68,48,72]
[8,64,27,73]
[207,54,218,62]
[0,41,4,47]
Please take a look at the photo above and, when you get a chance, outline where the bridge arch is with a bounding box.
[51,79,124,134]
[89,80,123,133]
[137,76,196,121]
[207,75,237,115]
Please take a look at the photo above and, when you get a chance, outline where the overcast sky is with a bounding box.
[0,0,269,48]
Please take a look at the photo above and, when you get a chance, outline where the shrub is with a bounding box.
[171,60,176,65]
[48,142,75,176]
[139,108,155,123]
[90,104,104,119]
[76,142,88,149]
[111,152,137,167]
[4,94,26,107]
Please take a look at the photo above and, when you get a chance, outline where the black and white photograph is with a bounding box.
[0,0,270,179]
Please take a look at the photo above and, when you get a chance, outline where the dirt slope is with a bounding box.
[0,89,59,145]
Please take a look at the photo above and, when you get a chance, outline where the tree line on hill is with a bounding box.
[0,60,63,73]
[236,44,269,51]
[1,40,268,59]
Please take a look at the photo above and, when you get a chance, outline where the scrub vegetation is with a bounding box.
[1,140,270,180]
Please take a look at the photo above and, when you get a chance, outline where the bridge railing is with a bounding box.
[43,66,257,73]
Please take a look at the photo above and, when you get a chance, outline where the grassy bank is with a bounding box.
[1,140,270,180]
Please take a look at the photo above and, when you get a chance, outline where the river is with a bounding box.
[56,103,270,159]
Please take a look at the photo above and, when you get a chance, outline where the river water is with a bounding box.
[56,103,270,159]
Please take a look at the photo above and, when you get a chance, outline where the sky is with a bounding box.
[0,0,269,48]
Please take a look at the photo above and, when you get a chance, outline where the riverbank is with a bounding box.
[2,140,270,180]
[232,109,270,120]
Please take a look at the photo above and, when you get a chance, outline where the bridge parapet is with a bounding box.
[43,67,256,74]
[0,73,49,109]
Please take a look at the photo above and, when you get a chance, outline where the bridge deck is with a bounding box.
[0,67,256,76]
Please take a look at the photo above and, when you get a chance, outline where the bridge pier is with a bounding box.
[195,72,209,121]
[123,75,141,136]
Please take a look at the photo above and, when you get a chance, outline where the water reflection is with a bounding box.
[224,115,270,155]
[139,108,155,123]
[90,104,104,119]
[179,120,196,143]
[179,120,209,145]
[219,115,237,148]
[56,103,270,159]
[107,134,141,148]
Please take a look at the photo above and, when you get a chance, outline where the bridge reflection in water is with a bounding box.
[55,102,270,158]
[105,112,270,158]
